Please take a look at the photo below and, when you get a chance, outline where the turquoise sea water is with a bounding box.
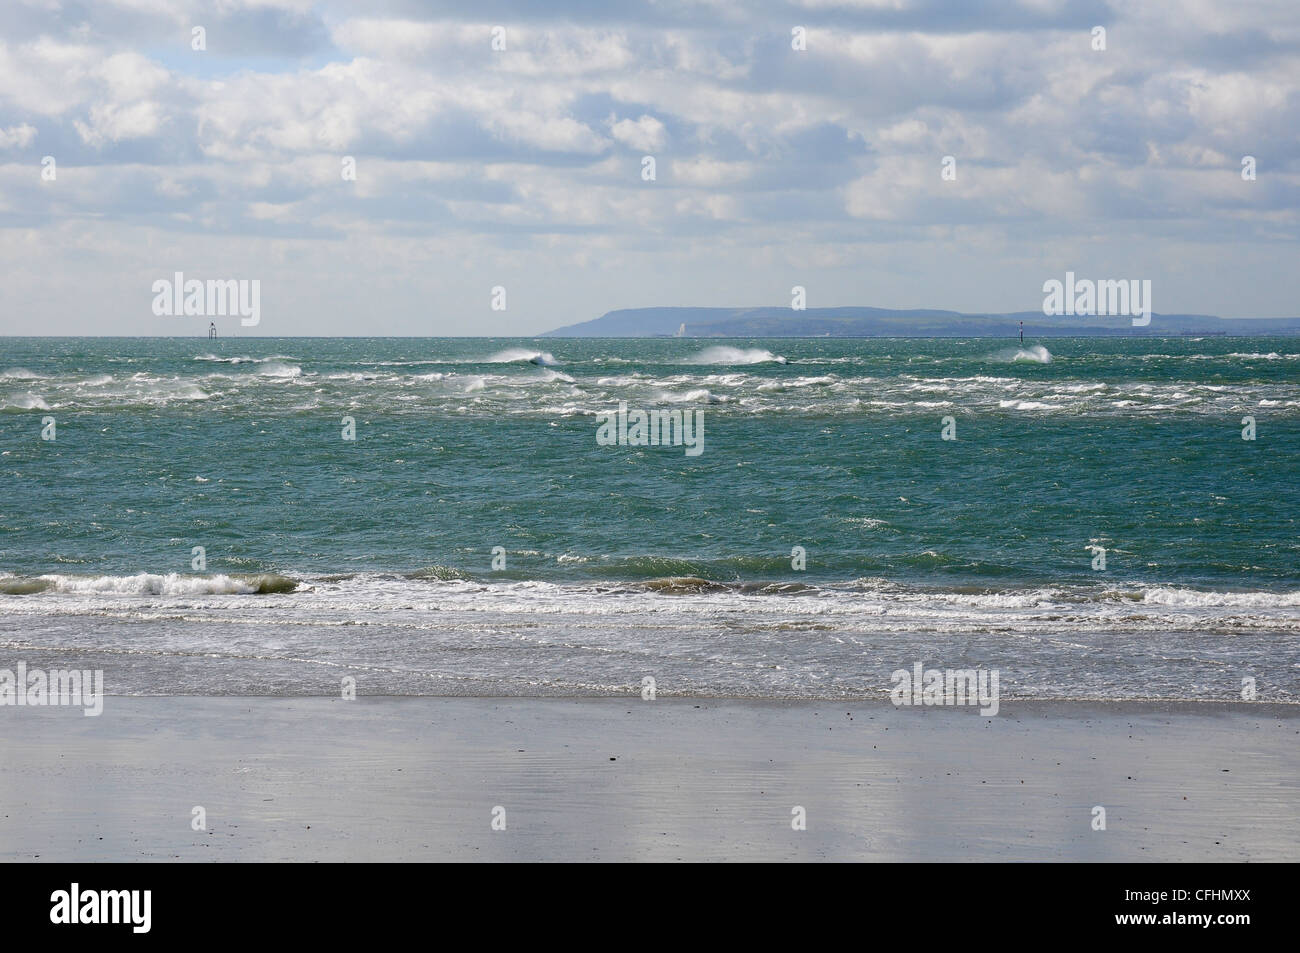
[2,336,1298,699]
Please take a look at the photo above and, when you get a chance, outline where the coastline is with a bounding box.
[2,697,1295,862]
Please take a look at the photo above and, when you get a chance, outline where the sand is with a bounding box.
[1,698,1296,862]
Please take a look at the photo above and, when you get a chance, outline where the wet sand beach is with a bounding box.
[2,697,1295,862]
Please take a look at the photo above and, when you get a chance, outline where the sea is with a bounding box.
[2,335,1297,700]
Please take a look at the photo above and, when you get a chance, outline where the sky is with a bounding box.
[0,0,1298,336]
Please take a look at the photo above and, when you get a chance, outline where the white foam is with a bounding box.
[659,388,723,404]
[989,345,1053,364]
[196,354,297,365]
[169,384,211,401]
[258,362,302,378]
[485,349,559,366]
[687,346,786,365]
[1140,587,1300,608]
[998,399,1056,410]
[36,572,259,595]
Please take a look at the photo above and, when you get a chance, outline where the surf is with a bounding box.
[0,572,300,596]
[989,344,1053,364]
[687,346,788,365]
[485,348,559,366]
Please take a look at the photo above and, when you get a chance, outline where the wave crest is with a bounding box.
[486,349,559,366]
[989,345,1053,364]
[1,572,298,595]
[687,346,787,365]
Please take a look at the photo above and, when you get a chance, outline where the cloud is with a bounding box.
[610,114,666,151]
[0,0,1298,334]
[0,121,37,148]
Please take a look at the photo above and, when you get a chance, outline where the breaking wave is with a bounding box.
[0,572,299,596]
[687,346,788,365]
[3,394,50,410]
[990,345,1053,364]
[257,362,302,378]
[486,349,559,366]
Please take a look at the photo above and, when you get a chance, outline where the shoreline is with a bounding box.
[7,690,1300,705]
[2,697,1296,862]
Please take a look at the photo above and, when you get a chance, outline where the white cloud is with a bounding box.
[0,122,37,148]
[610,115,666,152]
[0,0,1297,333]
[75,100,165,145]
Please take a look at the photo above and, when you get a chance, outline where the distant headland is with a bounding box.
[541,307,1300,338]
